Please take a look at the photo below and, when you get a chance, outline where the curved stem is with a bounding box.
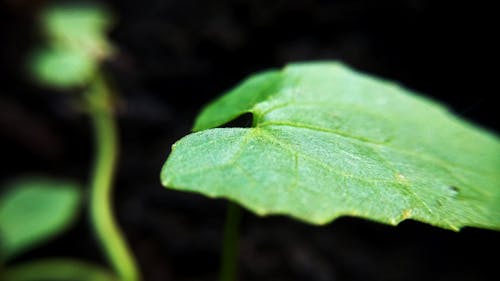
[86,74,140,281]
[219,202,242,281]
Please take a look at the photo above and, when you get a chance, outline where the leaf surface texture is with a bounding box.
[162,62,500,230]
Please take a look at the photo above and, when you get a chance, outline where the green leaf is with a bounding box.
[0,178,81,261]
[28,4,114,89]
[161,62,500,231]
[29,47,96,88]
[42,4,114,59]
[1,258,117,281]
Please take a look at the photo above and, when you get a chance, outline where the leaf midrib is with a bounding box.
[259,121,496,179]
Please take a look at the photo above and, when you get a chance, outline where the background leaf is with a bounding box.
[42,4,114,59]
[1,258,117,281]
[28,4,114,89]
[0,178,81,261]
[29,48,96,88]
[161,62,500,231]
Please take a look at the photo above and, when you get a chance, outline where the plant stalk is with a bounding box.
[86,74,140,281]
[219,202,242,281]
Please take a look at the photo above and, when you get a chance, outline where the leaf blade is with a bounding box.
[162,62,500,231]
[0,178,81,261]
[2,258,117,281]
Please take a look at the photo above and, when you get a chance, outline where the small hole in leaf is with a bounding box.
[220,112,254,128]
[448,186,459,197]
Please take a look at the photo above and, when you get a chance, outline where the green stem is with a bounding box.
[219,202,242,281]
[86,74,140,281]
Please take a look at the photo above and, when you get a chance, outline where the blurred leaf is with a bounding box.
[42,4,114,59]
[0,178,81,261]
[28,4,114,89]
[1,258,117,281]
[29,48,96,88]
[161,62,500,231]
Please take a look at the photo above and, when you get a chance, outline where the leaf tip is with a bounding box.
[159,165,172,188]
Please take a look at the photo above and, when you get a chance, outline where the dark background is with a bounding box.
[0,1,498,281]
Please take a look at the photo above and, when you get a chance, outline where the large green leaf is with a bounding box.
[161,62,500,231]
[0,178,81,261]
